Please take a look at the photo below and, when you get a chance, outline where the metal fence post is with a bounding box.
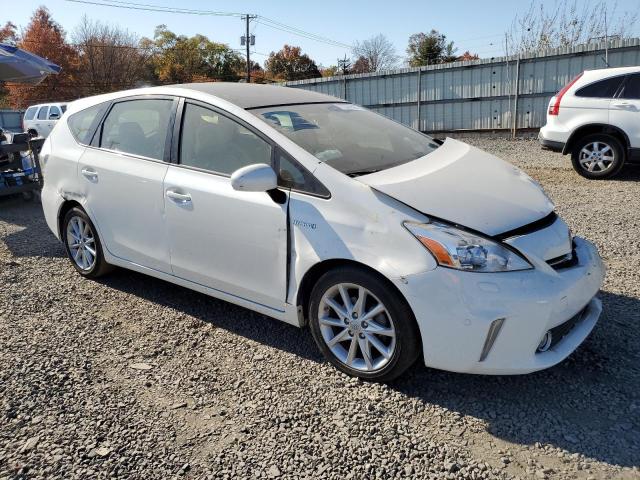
[343,76,347,101]
[416,68,422,132]
[512,55,520,138]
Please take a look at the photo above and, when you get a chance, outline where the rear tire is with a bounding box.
[308,266,420,382]
[62,207,113,278]
[571,133,625,179]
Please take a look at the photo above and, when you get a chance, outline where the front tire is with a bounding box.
[62,207,112,278]
[309,266,420,382]
[571,133,625,179]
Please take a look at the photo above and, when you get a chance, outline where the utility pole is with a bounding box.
[337,54,350,75]
[241,14,257,82]
[604,9,609,66]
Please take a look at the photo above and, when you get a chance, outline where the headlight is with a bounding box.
[404,221,533,272]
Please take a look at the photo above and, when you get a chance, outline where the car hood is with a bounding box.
[357,138,554,236]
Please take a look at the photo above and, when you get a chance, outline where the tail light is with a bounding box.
[548,72,583,116]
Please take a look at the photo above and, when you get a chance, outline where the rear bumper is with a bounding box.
[538,132,565,153]
[397,237,604,375]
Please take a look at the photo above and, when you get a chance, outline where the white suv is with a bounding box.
[539,66,640,179]
[22,102,67,138]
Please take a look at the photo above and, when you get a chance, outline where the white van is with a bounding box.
[22,102,67,138]
[40,84,604,381]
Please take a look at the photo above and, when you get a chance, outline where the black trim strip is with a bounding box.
[494,211,558,240]
[245,101,348,111]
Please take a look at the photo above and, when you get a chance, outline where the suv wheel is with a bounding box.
[62,207,113,278]
[571,133,625,179]
[308,266,420,382]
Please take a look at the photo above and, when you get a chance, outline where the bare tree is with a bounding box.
[507,0,637,54]
[352,34,398,72]
[73,16,149,95]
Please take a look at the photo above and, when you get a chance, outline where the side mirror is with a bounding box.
[230,163,278,192]
[49,113,60,120]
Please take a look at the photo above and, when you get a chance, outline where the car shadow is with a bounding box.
[97,257,639,467]
[613,165,640,182]
[390,289,640,468]
[0,196,66,259]
[97,268,324,364]
[2,197,638,467]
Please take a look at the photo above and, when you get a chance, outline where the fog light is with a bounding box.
[537,331,553,352]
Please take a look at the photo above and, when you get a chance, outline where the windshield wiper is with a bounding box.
[346,169,381,177]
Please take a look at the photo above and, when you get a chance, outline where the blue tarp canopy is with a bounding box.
[0,43,61,85]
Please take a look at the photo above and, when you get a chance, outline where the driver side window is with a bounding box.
[100,99,173,161]
[179,103,272,175]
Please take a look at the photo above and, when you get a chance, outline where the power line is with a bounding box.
[257,16,352,49]
[63,0,353,50]
[65,0,245,17]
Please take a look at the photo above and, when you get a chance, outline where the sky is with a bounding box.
[8,0,640,67]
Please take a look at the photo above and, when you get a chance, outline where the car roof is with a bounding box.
[27,102,67,108]
[171,83,345,109]
[583,65,640,77]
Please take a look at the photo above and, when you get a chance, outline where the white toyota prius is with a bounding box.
[40,84,605,381]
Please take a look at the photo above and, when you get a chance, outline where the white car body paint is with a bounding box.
[41,84,605,375]
[358,139,555,235]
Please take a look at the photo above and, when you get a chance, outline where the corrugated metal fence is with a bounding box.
[285,39,640,133]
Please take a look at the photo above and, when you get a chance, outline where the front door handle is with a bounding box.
[166,189,192,203]
[81,168,98,180]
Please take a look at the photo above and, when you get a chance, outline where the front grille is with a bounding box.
[538,305,588,353]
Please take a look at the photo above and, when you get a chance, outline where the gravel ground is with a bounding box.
[1,137,639,480]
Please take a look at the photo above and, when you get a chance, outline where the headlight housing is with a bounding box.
[404,221,533,272]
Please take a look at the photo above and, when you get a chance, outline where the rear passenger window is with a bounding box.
[575,76,624,98]
[277,150,330,197]
[49,106,61,119]
[100,99,173,160]
[68,102,110,145]
[24,107,37,121]
[180,103,272,175]
[620,74,640,99]
[37,106,48,120]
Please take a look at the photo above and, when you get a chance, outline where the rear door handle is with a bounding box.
[81,168,98,180]
[166,189,192,203]
[612,101,632,108]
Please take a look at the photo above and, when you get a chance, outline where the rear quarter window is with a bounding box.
[24,107,37,121]
[67,102,110,145]
[575,75,625,98]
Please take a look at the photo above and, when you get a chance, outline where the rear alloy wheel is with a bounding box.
[571,133,625,179]
[62,207,112,278]
[309,267,419,381]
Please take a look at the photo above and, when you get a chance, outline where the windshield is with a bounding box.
[251,103,440,176]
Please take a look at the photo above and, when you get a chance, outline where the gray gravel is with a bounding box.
[1,137,639,480]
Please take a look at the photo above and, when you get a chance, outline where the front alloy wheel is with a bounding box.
[309,266,419,381]
[318,283,397,372]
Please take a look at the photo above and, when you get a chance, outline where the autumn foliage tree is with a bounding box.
[0,22,18,107]
[0,22,17,44]
[6,7,78,109]
[73,16,148,95]
[264,45,321,81]
[141,25,244,84]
